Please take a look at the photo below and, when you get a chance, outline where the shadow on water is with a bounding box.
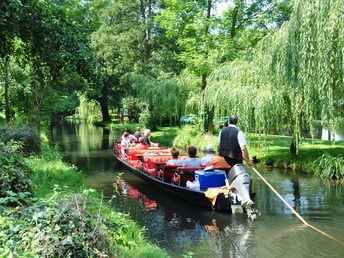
[50,120,344,257]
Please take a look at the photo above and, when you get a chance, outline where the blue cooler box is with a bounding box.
[195,170,226,189]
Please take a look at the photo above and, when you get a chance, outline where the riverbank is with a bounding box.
[102,122,343,179]
[0,127,167,257]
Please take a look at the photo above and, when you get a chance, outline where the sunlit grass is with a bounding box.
[28,157,85,197]
[151,126,179,146]
[247,134,344,176]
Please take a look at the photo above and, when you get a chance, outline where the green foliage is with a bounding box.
[0,190,111,257]
[0,131,167,257]
[2,128,41,156]
[122,97,142,123]
[307,153,344,180]
[150,126,179,147]
[173,125,204,150]
[140,109,158,130]
[132,74,188,126]
[75,95,101,122]
[27,149,85,197]
[0,142,33,206]
[205,0,344,153]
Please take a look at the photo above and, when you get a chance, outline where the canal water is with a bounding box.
[50,120,344,257]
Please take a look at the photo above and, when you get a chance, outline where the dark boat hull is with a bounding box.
[114,153,216,209]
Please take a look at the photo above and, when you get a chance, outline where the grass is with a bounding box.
[150,126,179,146]
[247,134,344,171]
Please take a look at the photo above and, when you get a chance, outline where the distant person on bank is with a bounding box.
[166,148,184,165]
[183,146,202,167]
[200,145,216,166]
[218,115,252,167]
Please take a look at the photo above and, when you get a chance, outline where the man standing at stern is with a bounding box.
[218,115,252,167]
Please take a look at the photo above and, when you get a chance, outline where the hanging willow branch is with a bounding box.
[205,0,344,152]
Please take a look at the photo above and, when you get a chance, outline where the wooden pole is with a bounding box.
[251,166,344,247]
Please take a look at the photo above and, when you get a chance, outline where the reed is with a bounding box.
[308,153,344,179]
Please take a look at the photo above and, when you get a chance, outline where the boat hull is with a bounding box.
[114,154,216,209]
[114,153,256,213]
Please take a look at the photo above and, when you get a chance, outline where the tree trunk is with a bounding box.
[3,57,11,122]
[231,4,239,38]
[201,73,215,133]
[208,105,215,134]
[290,138,297,156]
[100,81,111,122]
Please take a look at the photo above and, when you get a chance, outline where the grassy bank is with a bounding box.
[172,125,344,179]
[0,130,167,257]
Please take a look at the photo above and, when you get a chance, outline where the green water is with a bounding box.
[50,120,344,257]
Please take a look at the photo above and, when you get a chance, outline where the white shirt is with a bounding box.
[166,158,184,166]
[218,124,247,147]
[121,138,130,149]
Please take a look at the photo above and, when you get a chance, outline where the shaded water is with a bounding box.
[50,120,344,257]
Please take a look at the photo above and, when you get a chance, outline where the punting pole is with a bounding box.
[251,166,344,247]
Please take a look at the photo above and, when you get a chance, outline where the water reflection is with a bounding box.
[50,120,344,257]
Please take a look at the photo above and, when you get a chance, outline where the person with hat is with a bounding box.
[200,144,216,166]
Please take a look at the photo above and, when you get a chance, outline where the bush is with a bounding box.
[0,142,33,206]
[0,190,111,257]
[173,125,207,150]
[307,153,344,179]
[139,110,158,131]
[3,129,41,156]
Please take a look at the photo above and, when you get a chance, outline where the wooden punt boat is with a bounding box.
[113,144,256,213]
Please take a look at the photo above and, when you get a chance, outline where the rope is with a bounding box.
[251,166,344,247]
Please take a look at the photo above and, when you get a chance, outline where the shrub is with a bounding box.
[3,129,41,156]
[0,189,168,257]
[307,153,344,179]
[0,142,33,206]
[0,190,111,257]
[173,125,205,150]
[139,110,158,131]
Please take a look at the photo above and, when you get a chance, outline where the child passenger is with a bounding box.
[121,132,131,154]
[166,148,184,165]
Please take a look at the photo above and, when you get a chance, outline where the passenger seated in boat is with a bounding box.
[166,148,184,165]
[183,146,202,167]
[208,156,228,167]
[201,145,216,166]
[124,128,138,142]
[133,127,142,139]
[134,137,149,150]
[143,129,154,146]
[121,132,131,154]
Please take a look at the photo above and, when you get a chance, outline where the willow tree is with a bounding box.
[157,0,292,133]
[205,0,344,154]
[131,74,189,128]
